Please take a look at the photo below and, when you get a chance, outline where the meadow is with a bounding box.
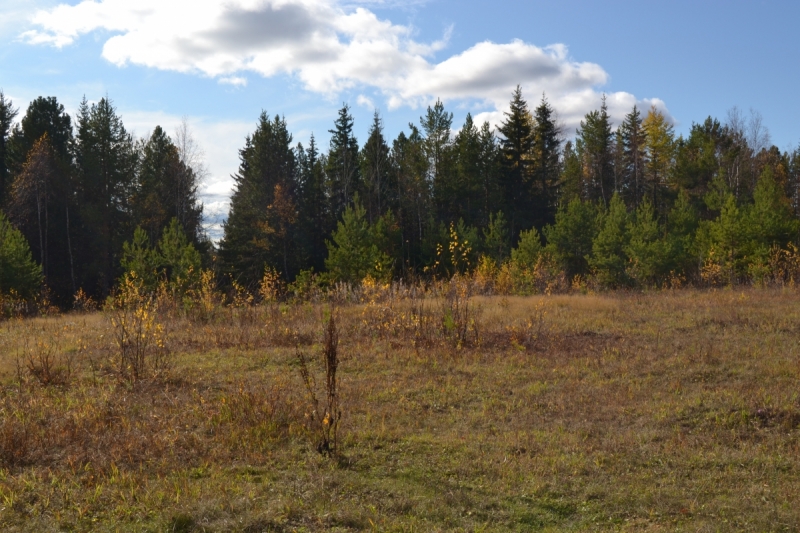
[0,284,798,532]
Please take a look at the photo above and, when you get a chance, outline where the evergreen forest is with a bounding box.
[3,87,800,308]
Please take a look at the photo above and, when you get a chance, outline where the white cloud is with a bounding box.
[219,76,247,87]
[356,94,374,109]
[21,0,670,133]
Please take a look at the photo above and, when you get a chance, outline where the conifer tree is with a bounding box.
[577,96,615,206]
[619,106,647,208]
[296,134,330,272]
[0,91,18,203]
[530,94,562,226]
[391,126,430,269]
[7,134,78,303]
[643,106,675,215]
[133,126,203,245]
[511,226,543,269]
[482,211,510,264]
[7,96,73,180]
[559,140,583,202]
[327,104,359,221]
[0,211,42,299]
[589,194,630,287]
[219,112,297,284]
[498,86,534,239]
[625,199,671,285]
[543,197,598,278]
[325,199,393,283]
[421,99,455,225]
[360,111,393,223]
[74,96,138,295]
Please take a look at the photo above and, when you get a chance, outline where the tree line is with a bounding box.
[2,87,800,306]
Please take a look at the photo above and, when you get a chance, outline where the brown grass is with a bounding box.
[0,287,798,531]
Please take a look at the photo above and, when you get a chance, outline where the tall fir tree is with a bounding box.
[497,86,535,240]
[392,126,430,270]
[326,104,359,221]
[530,94,562,227]
[618,105,647,208]
[133,126,203,246]
[360,111,393,223]
[74,96,139,295]
[219,112,298,284]
[296,134,330,272]
[0,91,18,204]
[576,95,615,206]
[420,99,455,224]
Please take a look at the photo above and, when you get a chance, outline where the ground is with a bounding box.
[0,287,798,531]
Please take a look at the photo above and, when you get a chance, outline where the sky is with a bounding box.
[2,0,800,239]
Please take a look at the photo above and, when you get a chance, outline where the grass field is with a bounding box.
[0,287,798,531]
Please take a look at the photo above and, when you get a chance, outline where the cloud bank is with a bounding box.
[21,0,669,133]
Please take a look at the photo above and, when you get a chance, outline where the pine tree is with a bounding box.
[482,211,510,264]
[589,194,630,287]
[324,200,393,283]
[511,226,543,269]
[672,118,722,215]
[0,211,42,299]
[618,106,647,208]
[0,91,18,203]
[625,199,671,285]
[559,140,583,202]
[530,94,562,226]
[360,111,393,223]
[327,104,359,221]
[219,112,297,285]
[7,134,78,303]
[421,99,455,225]
[577,96,615,206]
[498,86,534,239]
[543,197,598,278]
[74,96,139,295]
[7,96,73,183]
[296,135,330,272]
[133,126,203,245]
[391,126,431,270]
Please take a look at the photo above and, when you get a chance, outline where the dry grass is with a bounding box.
[0,287,798,531]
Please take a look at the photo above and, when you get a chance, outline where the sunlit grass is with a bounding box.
[0,287,798,531]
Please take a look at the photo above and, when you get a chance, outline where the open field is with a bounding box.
[0,287,799,531]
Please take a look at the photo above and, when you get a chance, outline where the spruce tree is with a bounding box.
[619,106,647,208]
[0,91,18,203]
[133,126,203,246]
[327,104,359,221]
[421,99,455,225]
[219,112,297,285]
[391,126,431,270]
[498,86,534,239]
[530,94,562,226]
[74,96,138,295]
[589,194,630,287]
[0,211,42,299]
[360,111,393,223]
[543,197,598,278]
[577,96,614,206]
[296,135,330,272]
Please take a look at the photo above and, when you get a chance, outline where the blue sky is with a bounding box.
[2,0,799,237]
